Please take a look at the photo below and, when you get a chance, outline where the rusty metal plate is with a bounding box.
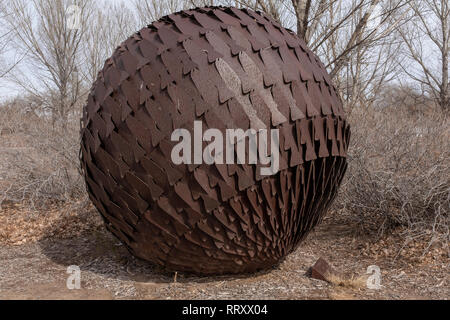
[80,6,350,275]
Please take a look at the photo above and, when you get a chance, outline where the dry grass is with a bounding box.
[327,273,367,289]
[327,290,357,300]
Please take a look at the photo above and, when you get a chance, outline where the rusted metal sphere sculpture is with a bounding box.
[80,6,350,274]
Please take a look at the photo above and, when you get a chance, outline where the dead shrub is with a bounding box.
[335,105,449,249]
[0,99,87,210]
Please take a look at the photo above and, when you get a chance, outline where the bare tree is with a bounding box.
[2,0,440,115]
[318,1,405,112]
[211,1,408,78]
[133,0,191,25]
[397,0,449,111]
[2,0,93,125]
[81,1,138,85]
[183,0,409,110]
[0,8,21,79]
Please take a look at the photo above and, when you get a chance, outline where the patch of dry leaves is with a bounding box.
[0,201,103,245]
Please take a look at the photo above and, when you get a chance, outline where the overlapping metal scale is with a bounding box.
[80,6,350,274]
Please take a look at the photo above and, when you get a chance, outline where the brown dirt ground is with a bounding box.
[0,203,448,300]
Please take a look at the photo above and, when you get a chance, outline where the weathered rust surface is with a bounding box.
[80,6,350,275]
[310,257,338,282]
